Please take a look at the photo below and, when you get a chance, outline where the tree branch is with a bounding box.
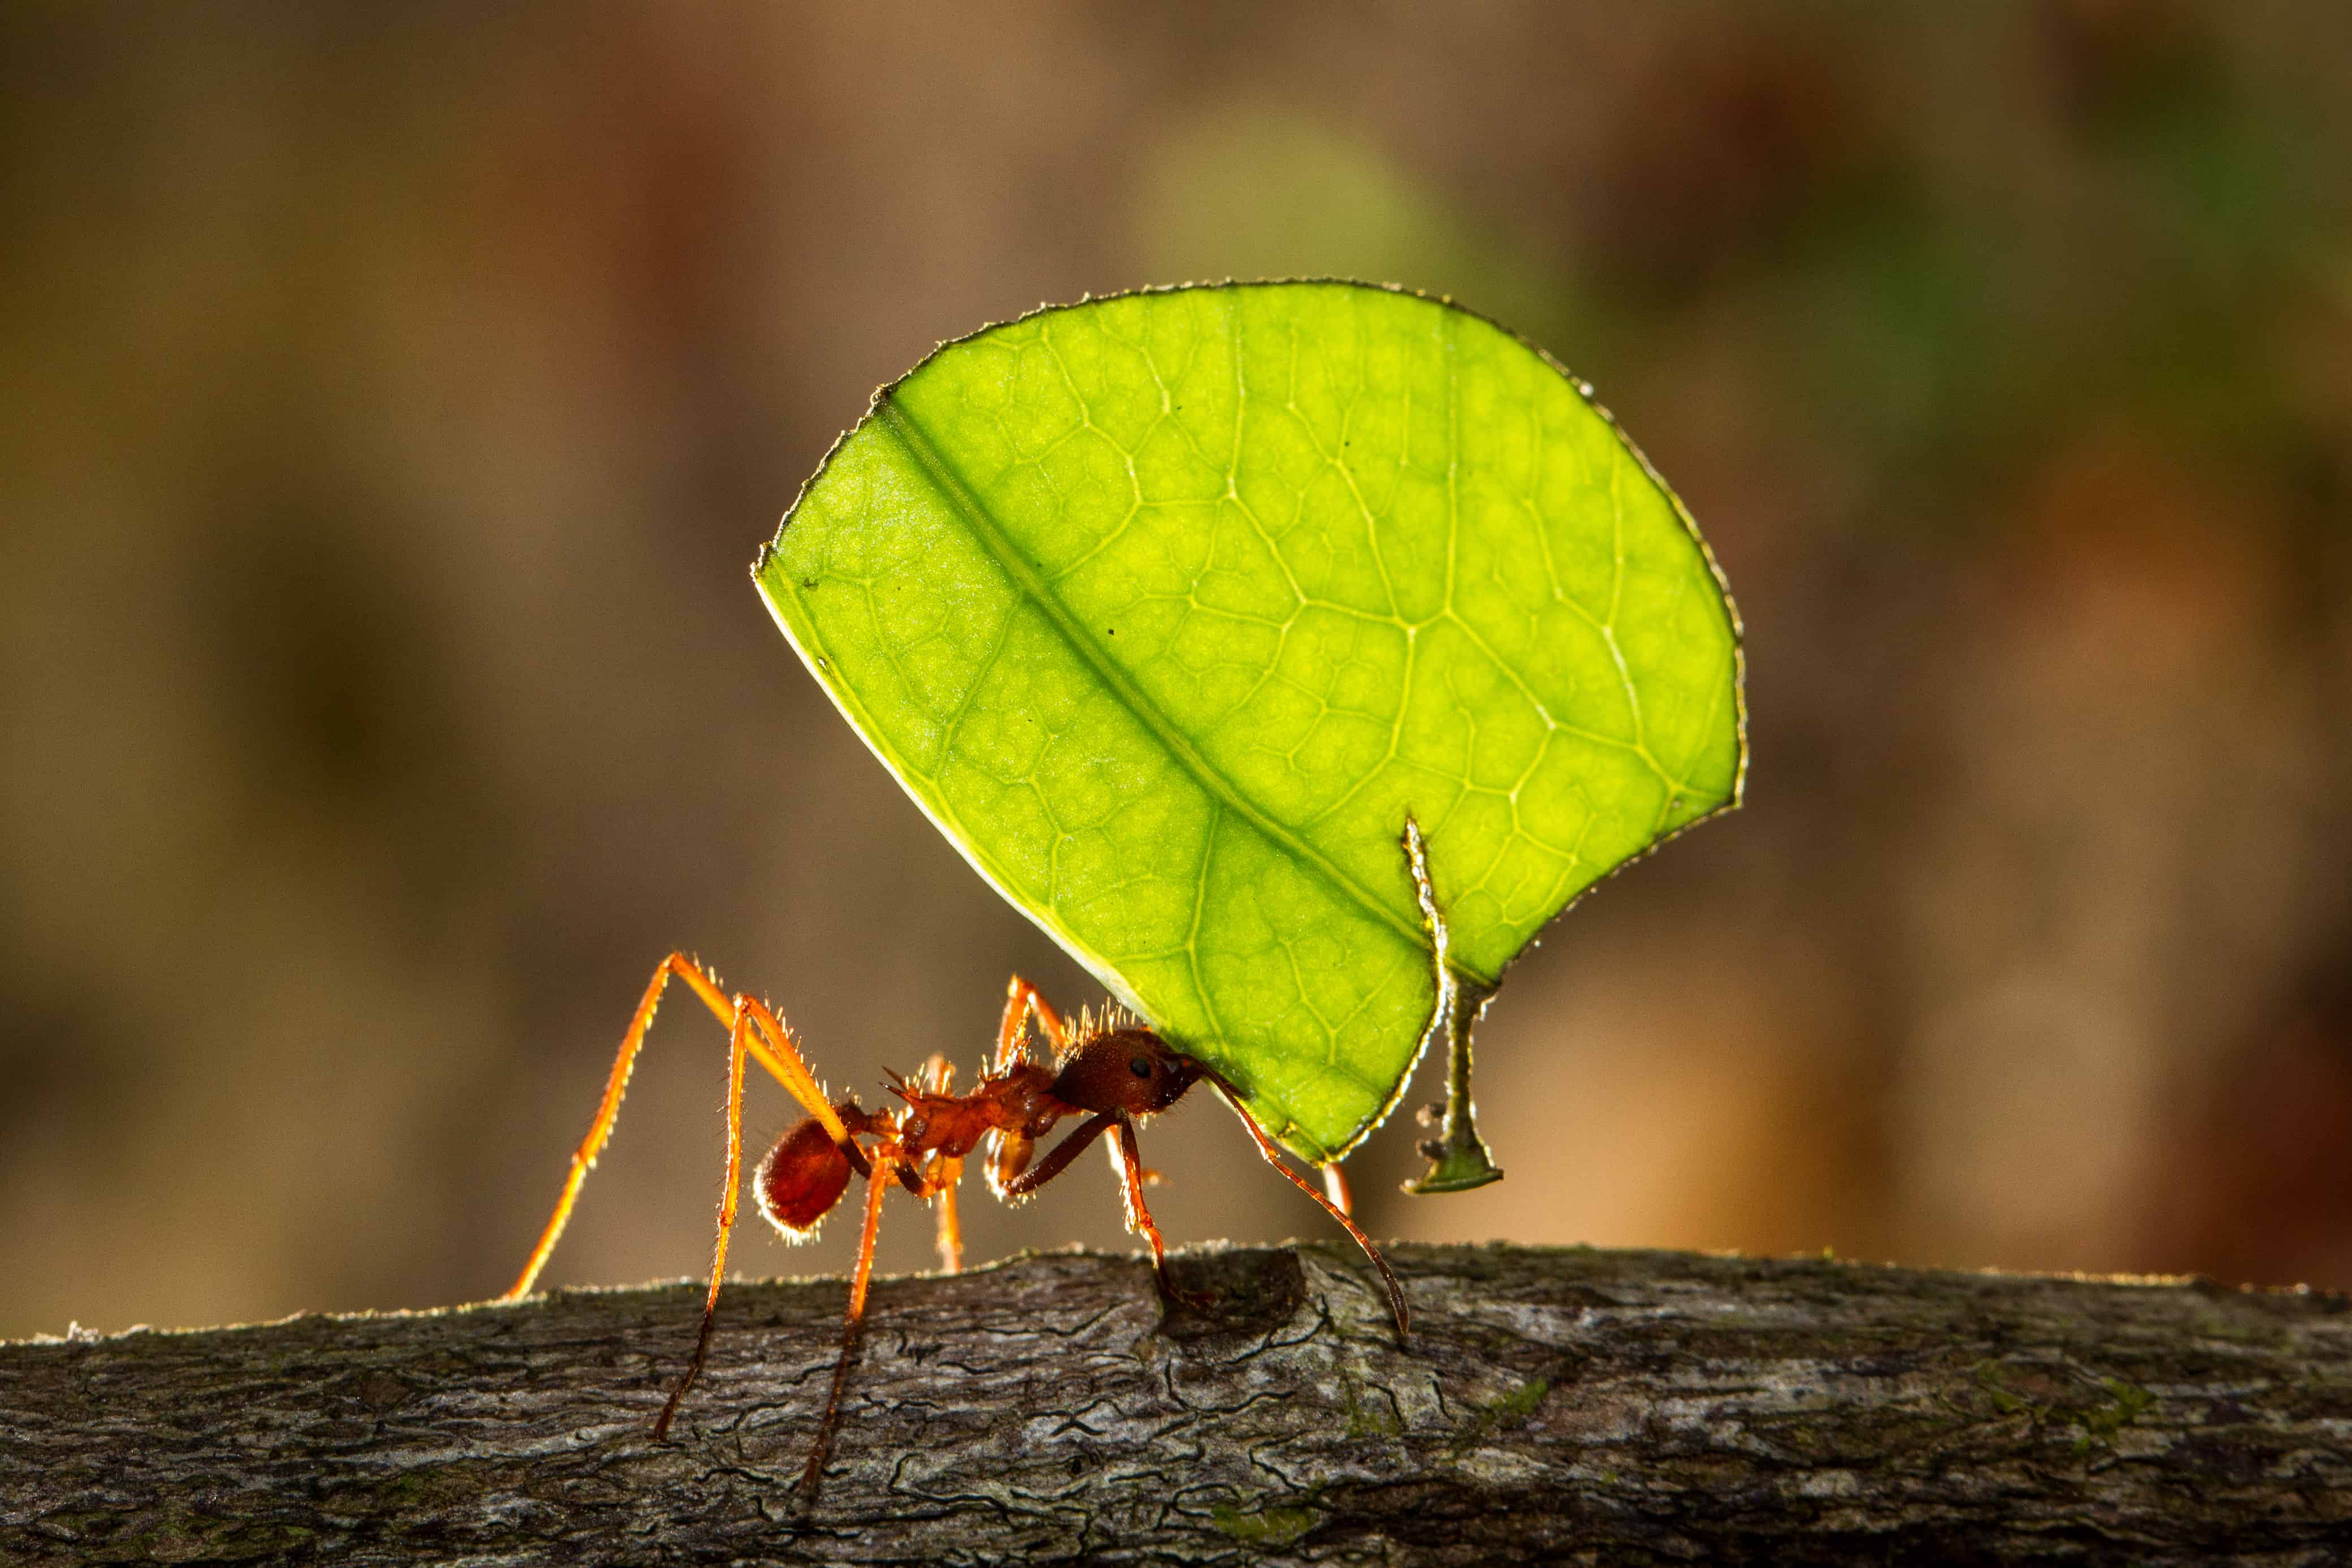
[3,1243,2346,1565]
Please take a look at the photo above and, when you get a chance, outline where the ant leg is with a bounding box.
[1111,1117,1214,1310]
[654,994,757,1440]
[914,1053,964,1274]
[983,980,1067,1191]
[802,1147,897,1505]
[1218,1092,1409,1341]
[1321,1161,1353,1217]
[1002,1113,1206,1308]
[927,1157,964,1274]
[992,982,1029,1072]
[1002,1110,1116,1200]
[503,953,856,1303]
[995,974,1071,1071]
[736,994,856,1152]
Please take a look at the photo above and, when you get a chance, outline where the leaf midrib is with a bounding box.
[873,395,1494,990]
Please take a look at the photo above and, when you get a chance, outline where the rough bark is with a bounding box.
[2,1242,2346,1565]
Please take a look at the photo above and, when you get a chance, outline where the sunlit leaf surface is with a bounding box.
[758,283,1742,1160]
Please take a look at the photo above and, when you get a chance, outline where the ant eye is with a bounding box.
[1129,1057,1152,1079]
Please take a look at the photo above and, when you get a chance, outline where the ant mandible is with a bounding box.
[499,882,1421,1498]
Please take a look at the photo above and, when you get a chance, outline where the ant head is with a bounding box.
[1050,1026,1201,1118]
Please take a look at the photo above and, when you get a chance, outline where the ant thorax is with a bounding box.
[883,1061,1058,1165]
[870,1006,1193,1190]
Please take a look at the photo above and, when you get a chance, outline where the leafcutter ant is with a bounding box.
[498,831,1447,1500]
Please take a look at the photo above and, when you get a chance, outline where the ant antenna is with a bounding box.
[1199,1067,1409,1341]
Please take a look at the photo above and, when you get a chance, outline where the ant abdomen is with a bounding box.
[756,1118,851,1238]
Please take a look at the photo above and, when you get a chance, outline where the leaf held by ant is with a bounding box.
[757,281,1745,1170]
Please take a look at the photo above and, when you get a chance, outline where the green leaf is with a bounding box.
[756,282,1742,1162]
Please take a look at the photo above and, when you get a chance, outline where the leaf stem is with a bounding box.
[1399,818,1503,1195]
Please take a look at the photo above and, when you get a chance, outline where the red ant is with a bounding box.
[500,949,1411,1500]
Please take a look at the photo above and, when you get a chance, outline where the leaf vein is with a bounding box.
[873,398,1487,988]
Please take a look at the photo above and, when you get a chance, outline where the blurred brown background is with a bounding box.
[3,2,2349,1341]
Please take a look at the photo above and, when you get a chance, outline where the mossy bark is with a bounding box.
[2,1243,2345,1565]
